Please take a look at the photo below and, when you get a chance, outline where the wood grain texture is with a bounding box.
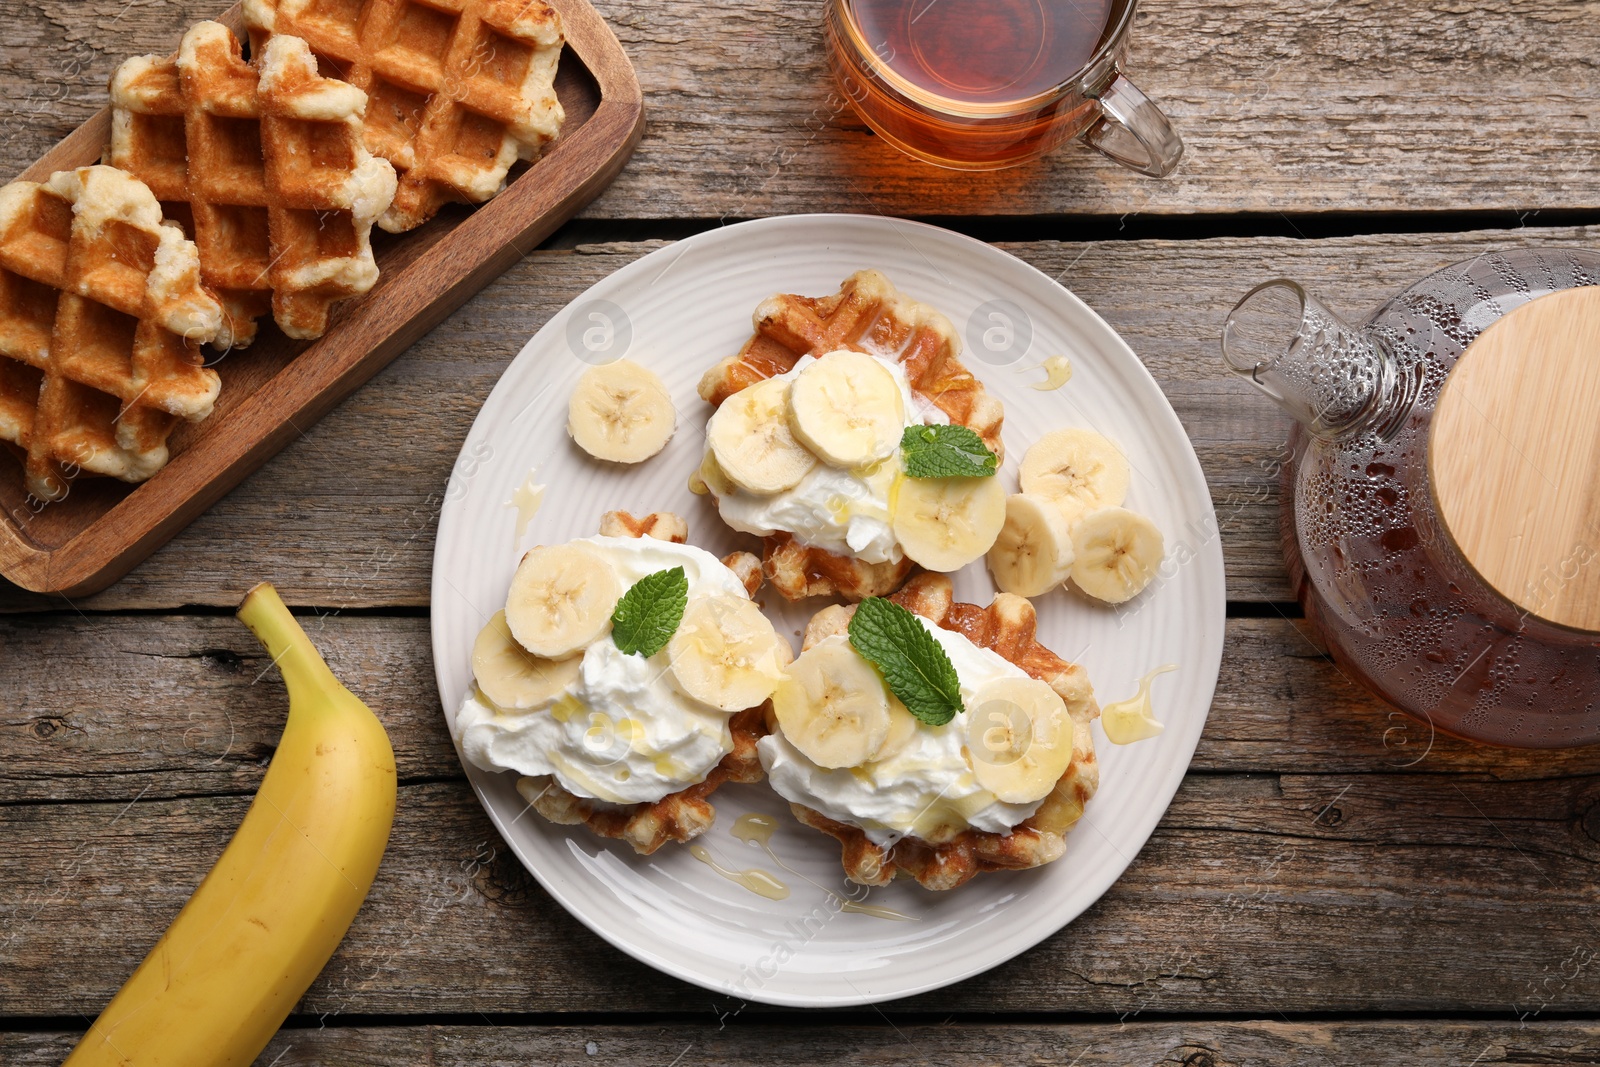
[7,772,1600,1016]
[10,1021,1600,1066]
[0,0,644,597]
[2,225,1596,612]
[6,613,1600,806]
[1430,286,1600,633]
[3,0,1598,218]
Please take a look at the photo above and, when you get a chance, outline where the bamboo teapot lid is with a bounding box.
[1429,285,1600,633]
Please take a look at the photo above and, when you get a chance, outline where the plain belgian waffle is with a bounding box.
[109,21,398,346]
[0,166,224,501]
[243,0,566,233]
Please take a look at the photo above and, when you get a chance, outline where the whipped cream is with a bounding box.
[455,536,754,805]
[710,353,946,565]
[759,619,1044,846]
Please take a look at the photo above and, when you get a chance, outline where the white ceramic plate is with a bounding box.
[431,214,1224,1007]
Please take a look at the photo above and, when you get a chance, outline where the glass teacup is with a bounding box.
[825,0,1183,175]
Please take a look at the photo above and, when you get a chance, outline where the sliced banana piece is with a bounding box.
[871,696,921,763]
[772,637,891,769]
[667,594,790,712]
[1019,427,1130,524]
[788,350,905,469]
[964,676,1074,804]
[505,542,621,658]
[892,474,1007,572]
[987,492,1077,597]
[1070,506,1165,604]
[472,610,581,709]
[706,377,817,494]
[568,359,676,464]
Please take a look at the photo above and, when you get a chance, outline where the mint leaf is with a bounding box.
[901,424,999,479]
[848,597,963,726]
[611,566,688,658]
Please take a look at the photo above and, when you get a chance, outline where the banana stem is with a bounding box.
[237,582,340,697]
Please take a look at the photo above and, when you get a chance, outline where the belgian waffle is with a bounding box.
[784,573,1100,890]
[513,510,772,855]
[0,166,223,502]
[109,22,397,345]
[243,0,566,233]
[697,270,1006,601]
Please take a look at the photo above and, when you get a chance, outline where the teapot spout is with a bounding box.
[1222,280,1413,440]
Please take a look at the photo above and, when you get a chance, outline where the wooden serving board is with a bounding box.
[0,0,643,597]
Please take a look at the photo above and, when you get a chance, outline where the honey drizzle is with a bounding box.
[689,844,789,900]
[507,470,546,544]
[839,900,919,919]
[1100,664,1178,744]
[731,814,916,921]
[1025,355,1073,391]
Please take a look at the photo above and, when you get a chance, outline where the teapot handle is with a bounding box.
[1082,71,1184,178]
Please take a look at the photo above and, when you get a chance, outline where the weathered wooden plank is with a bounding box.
[7,614,1600,805]
[2,225,1597,612]
[8,1020,1600,1067]
[0,614,455,803]
[5,770,1600,1016]
[4,0,1600,218]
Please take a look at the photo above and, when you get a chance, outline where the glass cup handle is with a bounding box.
[1082,71,1184,178]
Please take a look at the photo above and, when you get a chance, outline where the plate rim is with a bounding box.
[430,212,1226,1007]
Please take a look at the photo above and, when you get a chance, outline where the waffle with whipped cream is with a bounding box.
[456,510,791,855]
[760,572,1099,891]
[696,270,1007,601]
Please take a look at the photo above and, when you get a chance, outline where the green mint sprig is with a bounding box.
[611,566,688,658]
[900,424,999,479]
[847,596,963,726]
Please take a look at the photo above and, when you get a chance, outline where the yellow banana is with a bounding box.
[64,583,397,1067]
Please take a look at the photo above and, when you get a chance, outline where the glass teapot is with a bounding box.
[1221,248,1600,748]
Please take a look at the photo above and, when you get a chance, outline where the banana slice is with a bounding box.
[1018,427,1130,524]
[667,594,790,712]
[772,637,892,768]
[964,676,1074,804]
[871,696,921,763]
[472,610,582,709]
[706,377,817,494]
[1069,506,1165,604]
[788,350,905,469]
[892,474,1007,572]
[504,542,621,658]
[987,493,1077,597]
[568,359,676,464]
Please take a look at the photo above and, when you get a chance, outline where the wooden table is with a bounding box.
[5,1,1600,1063]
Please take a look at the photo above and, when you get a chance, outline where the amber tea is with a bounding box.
[849,0,1119,104]
[825,0,1183,174]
